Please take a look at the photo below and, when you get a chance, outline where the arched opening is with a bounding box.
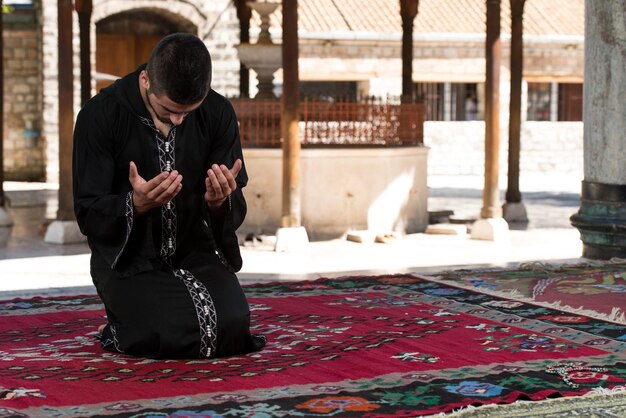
[95,9,197,91]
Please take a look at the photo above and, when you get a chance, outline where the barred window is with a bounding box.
[558,83,583,121]
[413,82,479,121]
[299,81,358,101]
[527,82,583,122]
[527,82,551,121]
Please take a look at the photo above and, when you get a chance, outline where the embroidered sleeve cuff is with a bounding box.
[111,191,135,269]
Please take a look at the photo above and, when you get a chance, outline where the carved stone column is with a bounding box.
[570,0,626,259]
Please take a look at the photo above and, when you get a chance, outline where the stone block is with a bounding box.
[44,220,86,244]
[470,218,510,242]
[425,223,467,236]
[346,230,376,244]
[274,226,309,252]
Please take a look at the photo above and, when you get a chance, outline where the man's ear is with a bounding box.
[139,70,150,90]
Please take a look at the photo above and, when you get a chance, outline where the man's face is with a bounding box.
[145,88,203,126]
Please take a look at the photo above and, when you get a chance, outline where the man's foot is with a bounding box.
[98,324,106,334]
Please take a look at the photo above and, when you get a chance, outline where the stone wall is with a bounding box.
[297,37,584,85]
[424,120,584,189]
[3,7,44,181]
[41,0,59,184]
[241,146,429,240]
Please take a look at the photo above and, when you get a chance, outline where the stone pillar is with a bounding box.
[570,0,626,259]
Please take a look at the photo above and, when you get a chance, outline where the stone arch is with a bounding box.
[93,7,199,90]
[97,8,197,34]
[93,1,207,32]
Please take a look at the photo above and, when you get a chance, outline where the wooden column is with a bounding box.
[399,0,419,144]
[57,0,75,221]
[0,0,11,245]
[76,0,92,106]
[45,0,84,243]
[481,0,502,219]
[281,0,301,228]
[0,0,5,208]
[505,0,525,204]
[236,1,251,98]
[400,0,419,101]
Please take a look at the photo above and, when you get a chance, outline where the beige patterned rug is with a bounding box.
[440,388,626,417]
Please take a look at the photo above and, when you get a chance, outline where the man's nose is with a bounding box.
[170,113,186,125]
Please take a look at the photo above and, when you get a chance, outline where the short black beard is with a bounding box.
[145,89,172,125]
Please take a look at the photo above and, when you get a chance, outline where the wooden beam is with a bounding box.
[57,0,75,221]
[75,0,92,106]
[400,0,419,100]
[281,0,301,228]
[506,0,525,204]
[236,0,251,98]
[481,0,502,219]
[0,0,5,206]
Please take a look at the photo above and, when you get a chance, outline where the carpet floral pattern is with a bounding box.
[1,267,626,417]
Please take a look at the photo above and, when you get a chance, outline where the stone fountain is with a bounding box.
[236,1,282,100]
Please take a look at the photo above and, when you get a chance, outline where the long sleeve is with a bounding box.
[202,97,248,272]
[72,98,139,271]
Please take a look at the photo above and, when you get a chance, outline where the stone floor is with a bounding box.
[0,175,585,299]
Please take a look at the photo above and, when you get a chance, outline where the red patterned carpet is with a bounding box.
[1,267,626,417]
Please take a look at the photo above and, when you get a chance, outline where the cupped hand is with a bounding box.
[205,159,242,210]
[129,161,183,216]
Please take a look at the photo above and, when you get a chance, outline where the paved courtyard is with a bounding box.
[0,174,585,299]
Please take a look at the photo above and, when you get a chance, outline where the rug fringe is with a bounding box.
[437,258,626,276]
[588,385,626,395]
[425,404,480,417]
[518,258,626,272]
[517,261,570,272]
[432,387,626,417]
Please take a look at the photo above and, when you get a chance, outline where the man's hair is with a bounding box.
[146,33,212,105]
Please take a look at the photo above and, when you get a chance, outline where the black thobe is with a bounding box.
[72,66,265,359]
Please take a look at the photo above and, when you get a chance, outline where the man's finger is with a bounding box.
[229,159,243,177]
[129,161,140,185]
[219,164,237,191]
[207,168,221,192]
[143,170,173,193]
[213,164,231,188]
[156,174,183,201]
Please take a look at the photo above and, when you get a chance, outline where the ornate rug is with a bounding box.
[421,262,626,323]
[1,271,626,417]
